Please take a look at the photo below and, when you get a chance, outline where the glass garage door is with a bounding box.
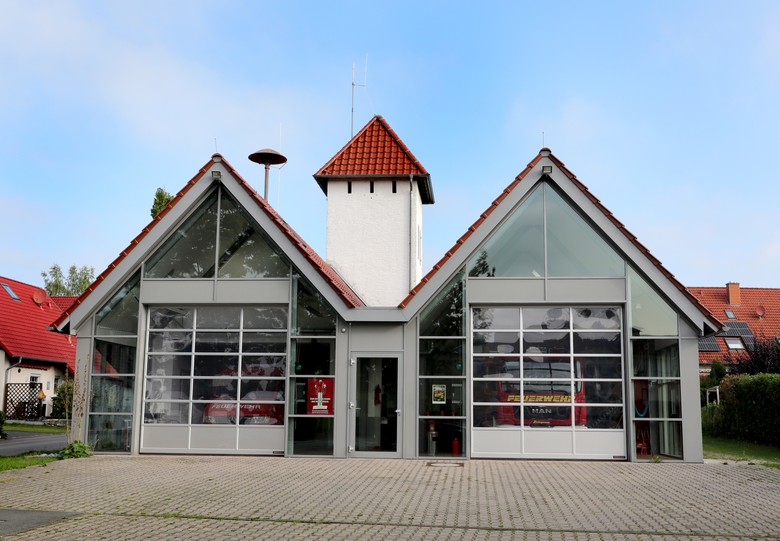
[471,306,626,459]
[141,306,287,454]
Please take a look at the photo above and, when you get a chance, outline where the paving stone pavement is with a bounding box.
[0,456,778,540]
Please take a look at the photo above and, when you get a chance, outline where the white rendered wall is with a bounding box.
[326,179,423,307]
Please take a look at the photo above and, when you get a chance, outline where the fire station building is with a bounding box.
[55,116,718,461]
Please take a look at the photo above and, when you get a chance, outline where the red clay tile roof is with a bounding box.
[314,115,434,204]
[691,285,780,363]
[0,277,76,373]
[54,155,364,330]
[399,149,721,334]
[51,296,78,312]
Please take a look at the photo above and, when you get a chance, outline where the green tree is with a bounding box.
[151,187,173,217]
[41,264,95,296]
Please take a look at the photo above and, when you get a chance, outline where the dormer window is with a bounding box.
[1,283,20,301]
[724,337,745,350]
[724,309,736,319]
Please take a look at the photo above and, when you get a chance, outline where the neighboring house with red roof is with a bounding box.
[690,282,780,371]
[53,115,716,462]
[0,277,77,420]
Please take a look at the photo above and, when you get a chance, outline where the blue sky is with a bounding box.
[3,1,780,290]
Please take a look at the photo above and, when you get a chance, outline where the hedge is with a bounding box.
[711,374,780,447]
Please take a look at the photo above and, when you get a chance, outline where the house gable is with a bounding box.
[400,149,719,337]
[56,154,364,334]
[0,276,76,373]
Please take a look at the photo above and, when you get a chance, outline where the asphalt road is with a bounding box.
[0,431,67,456]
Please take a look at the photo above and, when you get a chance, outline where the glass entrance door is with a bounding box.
[351,357,400,456]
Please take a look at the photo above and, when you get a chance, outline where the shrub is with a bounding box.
[60,440,91,459]
[713,374,780,447]
[51,379,74,419]
[700,360,728,406]
[0,410,6,439]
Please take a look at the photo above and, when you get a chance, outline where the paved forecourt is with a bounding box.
[0,455,778,540]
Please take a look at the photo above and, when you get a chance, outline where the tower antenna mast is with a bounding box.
[351,57,368,137]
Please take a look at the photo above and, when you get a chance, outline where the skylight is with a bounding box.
[1,283,20,301]
[724,337,745,350]
[724,309,736,319]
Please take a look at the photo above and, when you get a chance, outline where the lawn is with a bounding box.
[0,454,60,472]
[703,434,780,469]
[4,423,67,434]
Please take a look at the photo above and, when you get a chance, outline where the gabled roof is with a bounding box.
[691,285,780,363]
[399,148,721,334]
[0,277,76,373]
[314,115,434,204]
[51,296,78,312]
[54,154,364,331]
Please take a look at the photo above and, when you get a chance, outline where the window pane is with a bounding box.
[145,377,190,401]
[577,406,623,429]
[573,308,621,330]
[419,271,464,336]
[238,402,284,425]
[289,417,333,455]
[144,402,189,424]
[149,307,193,330]
[524,405,572,427]
[419,339,465,376]
[573,332,621,354]
[473,331,520,354]
[193,379,237,400]
[197,307,240,329]
[240,379,285,401]
[194,331,239,353]
[629,268,678,337]
[88,414,131,452]
[578,357,622,379]
[95,273,140,336]
[289,377,335,415]
[468,185,544,278]
[473,307,520,331]
[218,192,290,278]
[195,402,236,424]
[523,307,569,330]
[194,355,238,377]
[91,376,135,413]
[635,420,682,459]
[579,381,623,404]
[523,357,571,379]
[523,332,570,354]
[244,307,288,329]
[633,379,681,419]
[147,354,190,376]
[294,278,336,335]
[474,405,520,427]
[291,339,335,375]
[546,185,624,277]
[241,355,286,377]
[148,331,192,353]
[524,380,572,401]
[632,339,680,377]
[144,191,218,278]
[473,379,521,403]
[419,418,465,457]
[242,332,286,354]
[473,356,520,378]
[94,338,136,374]
[419,379,465,416]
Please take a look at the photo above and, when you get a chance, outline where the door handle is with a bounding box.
[395,409,401,415]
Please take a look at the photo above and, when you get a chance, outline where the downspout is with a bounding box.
[409,174,415,293]
[3,358,23,409]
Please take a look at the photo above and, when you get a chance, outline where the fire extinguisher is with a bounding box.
[427,420,437,456]
[452,436,460,457]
